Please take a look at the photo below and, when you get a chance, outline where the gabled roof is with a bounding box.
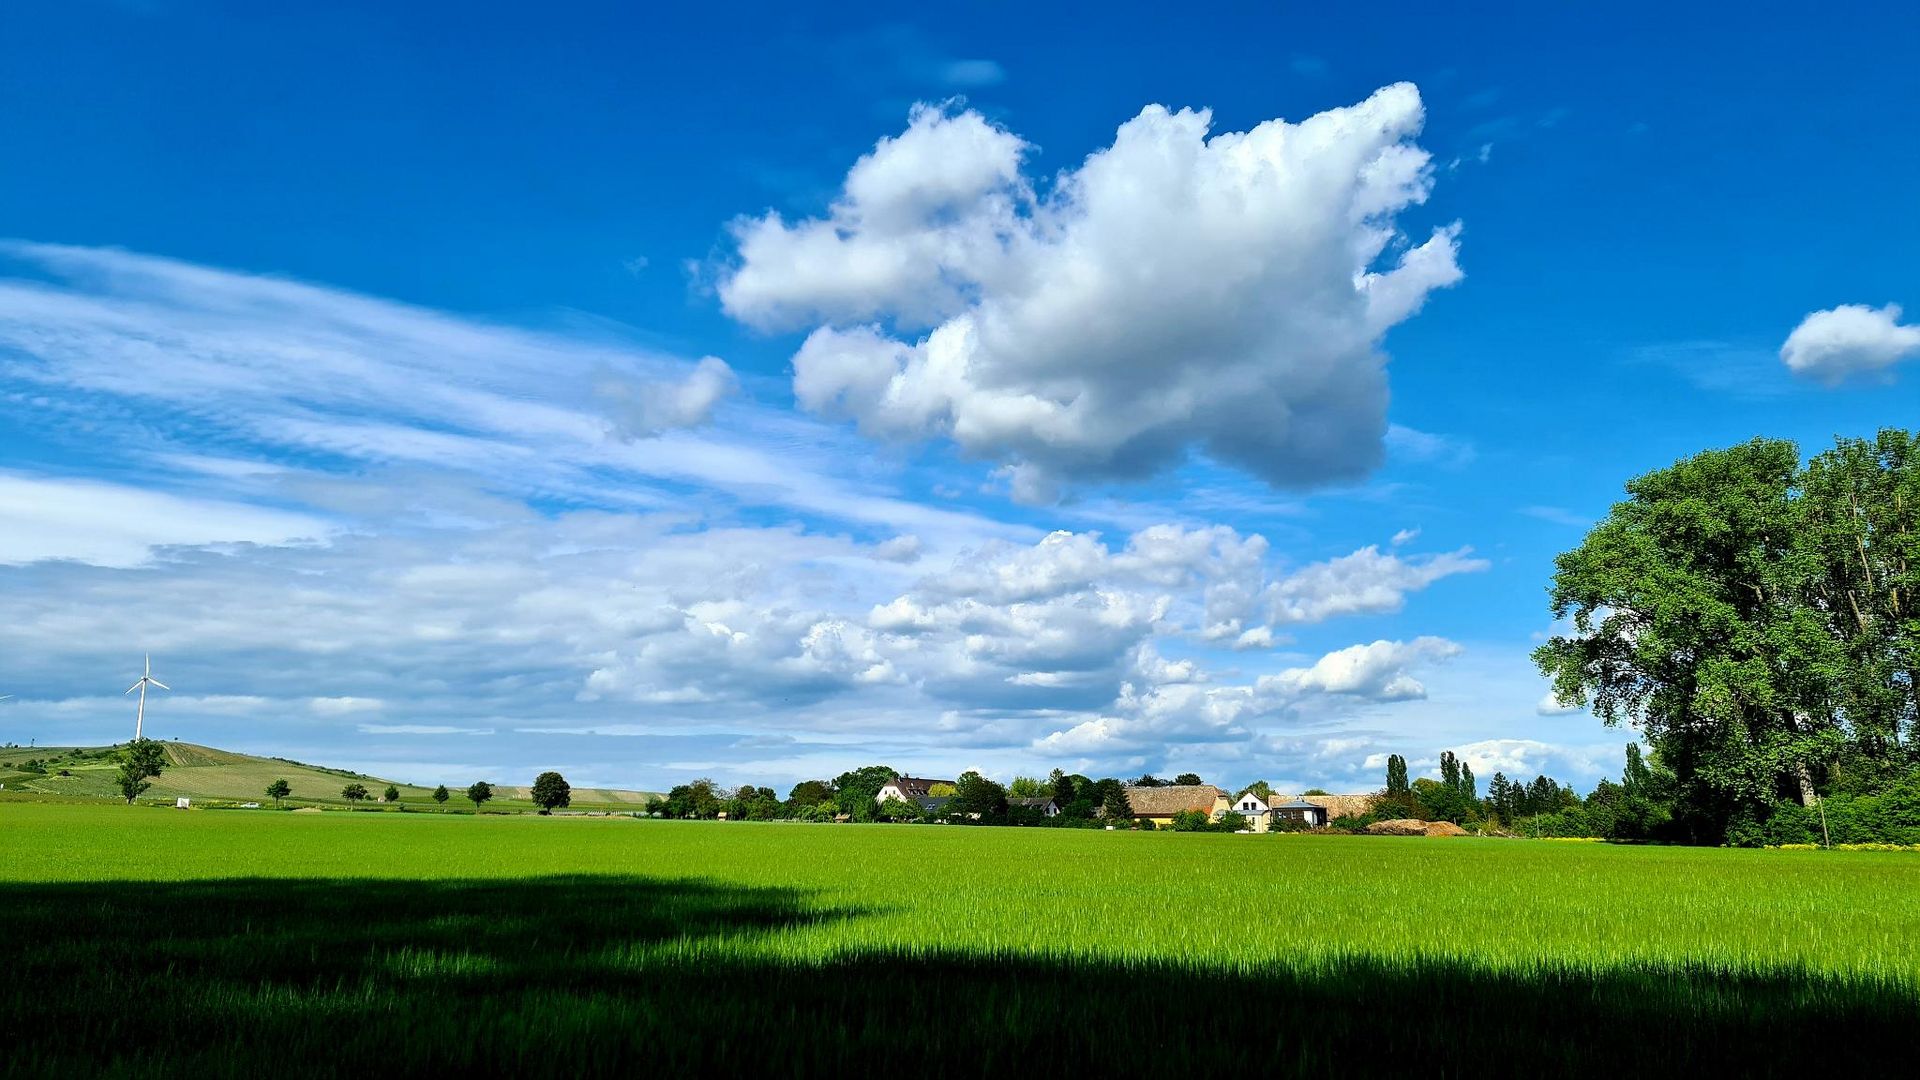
[1010,797,1056,808]
[1291,794,1374,819]
[913,796,952,811]
[884,776,955,799]
[1273,798,1324,810]
[1121,784,1225,817]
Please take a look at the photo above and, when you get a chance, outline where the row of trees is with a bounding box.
[646,767,1146,827]
[1536,431,1920,844]
[1359,745,1679,841]
[261,775,575,812]
[95,741,575,815]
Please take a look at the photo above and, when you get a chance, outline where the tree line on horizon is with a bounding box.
[648,767,1149,827]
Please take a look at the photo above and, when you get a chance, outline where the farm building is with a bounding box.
[1121,784,1230,828]
[875,776,955,804]
[1270,797,1330,827]
[1123,785,1370,830]
[1011,796,1060,817]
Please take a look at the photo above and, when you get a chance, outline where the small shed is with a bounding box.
[175,797,191,810]
[1271,798,1328,827]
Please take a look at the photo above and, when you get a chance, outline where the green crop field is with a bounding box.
[3,803,1914,1075]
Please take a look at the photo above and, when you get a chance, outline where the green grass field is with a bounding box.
[0,741,660,811]
[4,803,1915,1074]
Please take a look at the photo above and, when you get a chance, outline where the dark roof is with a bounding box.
[1010,797,1056,808]
[886,776,955,798]
[1273,798,1325,810]
[913,796,952,811]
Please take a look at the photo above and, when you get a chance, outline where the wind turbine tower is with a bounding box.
[126,656,169,741]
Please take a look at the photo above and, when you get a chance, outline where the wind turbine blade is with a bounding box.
[127,682,143,694]
[149,679,170,691]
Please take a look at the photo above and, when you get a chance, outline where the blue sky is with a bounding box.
[2,0,1916,794]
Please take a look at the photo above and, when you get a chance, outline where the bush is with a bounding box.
[1169,809,1211,832]
[1729,776,1920,847]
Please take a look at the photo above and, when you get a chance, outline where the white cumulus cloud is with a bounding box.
[720,84,1463,500]
[1780,302,1920,384]
[1262,636,1463,700]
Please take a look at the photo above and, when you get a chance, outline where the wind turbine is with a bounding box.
[126,656,169,741]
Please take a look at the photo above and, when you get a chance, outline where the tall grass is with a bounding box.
[3,804,1914,1073]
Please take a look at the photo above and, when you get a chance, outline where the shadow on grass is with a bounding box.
[0,875,1909,1075]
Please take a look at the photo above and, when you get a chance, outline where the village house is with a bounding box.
[1011,796,1060,817]
[875,776,955,804]
[1270,797,1331,828]
[1230,789,1273,832]
[1124,784,1368,830]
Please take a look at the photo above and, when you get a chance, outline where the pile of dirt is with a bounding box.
[1364,818,1471,837]
[1365,818,1429,836]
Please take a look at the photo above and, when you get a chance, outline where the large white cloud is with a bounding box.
[1261,636,1462,700]
[721,84,1462,500]
[1780,302,1920,383]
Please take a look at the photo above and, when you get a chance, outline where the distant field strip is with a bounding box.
[0,743,659,810]
[4,804,1915,1073]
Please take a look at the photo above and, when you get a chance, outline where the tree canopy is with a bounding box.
[830,765,896,822]
[1535,432,1920,841]
[530,771,571,813]
[115,739,167,804]
[952,771,1008,820]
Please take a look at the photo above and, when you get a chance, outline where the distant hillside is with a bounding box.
[0,742,661,811]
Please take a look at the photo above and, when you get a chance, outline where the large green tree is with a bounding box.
[1385,754,1409,797]
[1535,434,1920,839]
[830,765,896,822]
[115,739,167,804]
[952,771,1008,821]
[786,779,834,808]
[1798,430,1920,779]
[530,771,571,813]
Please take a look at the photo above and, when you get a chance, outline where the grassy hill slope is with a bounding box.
[0,742,660,812]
